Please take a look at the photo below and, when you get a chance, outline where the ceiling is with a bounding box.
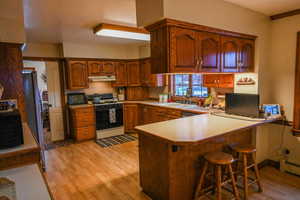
[224,0,300,16]
[23,0,147,45]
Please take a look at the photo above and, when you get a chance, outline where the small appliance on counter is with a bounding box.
[0,109,23,149]
[0,99,18,112]
[67,93,88,105]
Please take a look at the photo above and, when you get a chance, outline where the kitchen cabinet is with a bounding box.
[169,27,198,73]
[69,105,96,141]
[66,60,89,90]
[88,61,103,76]
[203,74,234,88]
[113,61,128,87]
[239,39,255,72]
[126,87,149,101]
[127,61,141,86]
[140,58,166,87]
[146,18,256,74]
[102,61,116,75]
[124,104,139,133]
[198,32,221,72]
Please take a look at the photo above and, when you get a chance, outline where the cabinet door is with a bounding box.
[140,59,151,86]
[124,104,139,133]
[113,62,127,87]
[218,74,234,88]
[198,32,220,72]
[221,36,239,72]
[239,39,255,72]
[126,87,149,101]
[67,60,89,90]
[102,61,116,75]
[170,27,198,73]
[88,61,103,76]
[127,61,141,86]
[203,74,219,88]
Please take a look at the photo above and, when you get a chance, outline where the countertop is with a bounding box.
[135,113,275,145]
[0,164,52,200]
[0,123,39,156]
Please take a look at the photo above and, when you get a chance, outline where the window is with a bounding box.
[173,74,208,98]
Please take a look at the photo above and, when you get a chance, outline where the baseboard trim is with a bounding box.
[258,159,280,169]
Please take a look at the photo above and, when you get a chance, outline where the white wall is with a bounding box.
[266,15,300,164]
[23,43,62,57]
[62,42,140,59]
[0,0,25,43]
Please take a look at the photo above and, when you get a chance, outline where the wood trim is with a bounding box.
[271,9,300,20]
[145,18,257,40]
[93,23,149,34]
[65,57,142,62]
[293,32,300,134]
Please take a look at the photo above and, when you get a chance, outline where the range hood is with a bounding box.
[88,75,116,82]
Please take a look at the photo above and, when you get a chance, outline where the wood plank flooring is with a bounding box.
[44,141,300,200]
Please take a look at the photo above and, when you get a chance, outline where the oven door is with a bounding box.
[95,104,123,130]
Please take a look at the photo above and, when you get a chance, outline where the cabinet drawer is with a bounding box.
[74,126,95,141]
[72,114,95,127]
[166,109,181,117]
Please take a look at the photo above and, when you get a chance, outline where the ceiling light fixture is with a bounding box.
[93,23,150,41]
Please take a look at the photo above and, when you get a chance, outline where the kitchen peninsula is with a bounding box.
[135,114,274,200]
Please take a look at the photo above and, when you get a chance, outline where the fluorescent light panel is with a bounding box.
[94,23,150,41]
[96,29,150,41]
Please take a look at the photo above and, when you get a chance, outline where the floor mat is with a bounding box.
[44,139,74,150]
[95,134,137,148]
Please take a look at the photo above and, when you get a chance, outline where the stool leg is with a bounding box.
[194,161,208,200]
[243,153,248,200]
[228,164,240,200]
[216,165,222,200]
[252,152,263,192]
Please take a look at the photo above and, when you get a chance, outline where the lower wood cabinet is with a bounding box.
[124,103,182,133]
[124,104,139,133]
[69,106,96,142]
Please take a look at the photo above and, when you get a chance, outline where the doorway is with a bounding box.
[23,60,65,147]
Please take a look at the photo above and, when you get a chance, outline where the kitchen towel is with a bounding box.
[109,108,116,123]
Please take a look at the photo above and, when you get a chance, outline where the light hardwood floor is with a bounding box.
[44,141,300,200]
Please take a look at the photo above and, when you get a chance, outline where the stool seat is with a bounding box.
[204,152,234,165]
[232,144,256,153]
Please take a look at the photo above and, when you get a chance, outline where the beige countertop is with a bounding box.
[0,123,39,156]
[135,113,274,145]
[0,164,52,200]
[68,104,94,109]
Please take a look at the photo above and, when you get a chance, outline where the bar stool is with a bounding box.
[194,152,240,200]
[231,144,263,200]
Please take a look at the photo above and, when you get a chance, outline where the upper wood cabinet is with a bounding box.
[102,61,116,75]
[146,18,256,74]
[239,39,255,72]
[113,61,128,87]
[170,27,198,73]
[88,61,103,76]
[88,61,115,76]
[140,58,166,87]
[66,60,89,90]
[203,74,234,88]
[127,61,141,86]
[198,32,221,73]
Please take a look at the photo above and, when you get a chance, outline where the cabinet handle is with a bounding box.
[196,59,200,67]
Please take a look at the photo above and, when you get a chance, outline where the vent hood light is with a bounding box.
[94,23,150,41]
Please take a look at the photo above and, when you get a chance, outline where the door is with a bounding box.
[46,61,65,141]
[198,32,220,72]
[88,61,103,76]
[127,61,141,86]
[170,27,198,73]
[102,61,116,75]
[221,36,239,72]
[67,60,88,90]
[113,62,127,87]
[239,39,255,72]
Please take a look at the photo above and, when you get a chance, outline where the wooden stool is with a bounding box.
[231,144,263,200]
[194,152,240,200]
